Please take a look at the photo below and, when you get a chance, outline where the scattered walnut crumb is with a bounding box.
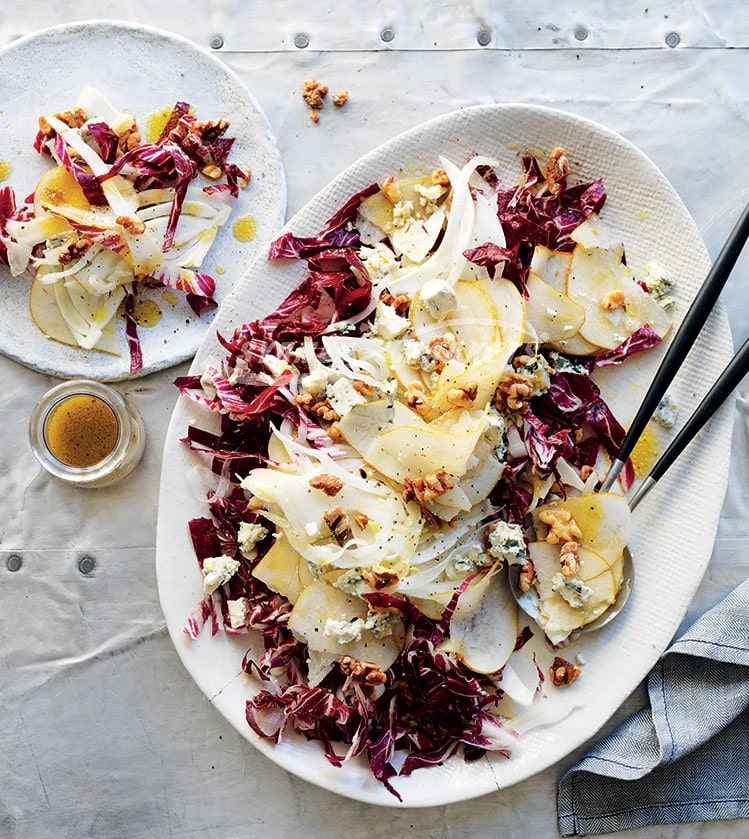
[431,167,450,186]
[322,506,353,546]
[379,290,410,316]
[403,469,453,504]
[580,464,595,482]
[559,541,580,577]
[380,175,401,205]
[545,146,570,196]
[201,164,223,179]
[427,334,459,371]
[339,656,387,686]
[332,90,349,107]
[352,379,377,397]
[308,474,344,497]
[538,508,583,545]
[309,109,320,124]
[58,236,93,265]
[518,558,537,593]
[116,215,146,236]
[294,392,341,423]
[353,513,369,530]
[550,656,581,687]
[362,565,399,590]
[404,381,430,416]
[302,79,329,110]
[494,371,534,413]
[601,289,625,311]
[326,422,343,441]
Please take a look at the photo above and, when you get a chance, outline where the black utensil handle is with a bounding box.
[615,200,749,467]
[648,336,749,483]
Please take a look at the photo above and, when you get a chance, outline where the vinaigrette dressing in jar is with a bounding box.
[29,380,145,487]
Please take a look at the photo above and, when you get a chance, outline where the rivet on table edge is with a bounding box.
[477,29,492,47]
[78,555,96,576]
[574,26,589,41]
[6,554,22,572]
[380,27,395,43]
[209,34,224,50]
[665,31,681,48]
[293,32,310,49]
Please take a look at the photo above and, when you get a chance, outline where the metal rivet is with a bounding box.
[665,31,680,47]
[78,555,96,576]
[209,34,224,50]
[574,26,589,41]
[477,29,492,47]
[6,554,22,572]
[293,32,310,49]
[380,27,395,43]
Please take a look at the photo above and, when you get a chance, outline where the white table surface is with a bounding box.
[2,2,748,837]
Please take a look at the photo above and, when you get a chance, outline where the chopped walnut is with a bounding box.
[494,371,534,413]
[353,513,369,530]
[309,109,320,124]
[518,558,537,593]
[362,565,399,590]
[54,108,87,129]
[381,175,401,205]
[322,506,353,546]
[352,379,377,398]
[573,427,586,444]
[404,382,430,417]
[538,508,583,544]
[580,464,595,481]
[601,289,625,311]
[559,541,580,577]
[332,90,349,107]
[37,115,55,138]
[58,236,93,265]
[117,127,142,155]
[201,164,223,179]
[379,290,410,316]
[431,167,450,187]
[403,469,453,504]
[326,422,343,441]
[428,334,459,371]
[339,656,387,686]
[190,118,230,142]
[116,215,146,236]
[446,383,478,408]
[545,147,570,196]
[294,392,341,423]
[550,656,581,687]
[309,474,344,497]
[302,79,329,110]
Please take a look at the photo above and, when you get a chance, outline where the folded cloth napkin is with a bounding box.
[557,578,749,836]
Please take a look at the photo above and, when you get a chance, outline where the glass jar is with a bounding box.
[29,379,146,488]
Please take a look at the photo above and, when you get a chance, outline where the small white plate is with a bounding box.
[156,104,733,807]
[0,19,286,380]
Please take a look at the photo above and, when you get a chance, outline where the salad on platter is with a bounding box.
[0,87,249,374]
[174,144,674,798]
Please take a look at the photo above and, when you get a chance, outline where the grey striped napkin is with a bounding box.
[557,577,749,836]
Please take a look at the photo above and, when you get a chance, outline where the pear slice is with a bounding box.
[252,534,313,604]
[525,270,586,344]
[437,565,518,674]
[288,580,404,670]
[530,245,572,293]
[566,245,671,350]
[529,541,617,643]
[533,491,631,568]
[357,175,443,232]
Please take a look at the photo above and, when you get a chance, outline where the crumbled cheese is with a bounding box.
[413,182,444,215]
[485,408,508,457]
[237,521,268,556]
[326,376,369,416]
[364,610,398,638]
[264,354,292,377]
[202,555,240,595]
[324,617,365,644]
[334,568,368,596]
[513,353,551,396]
[402,337,427,368]
[643,262,675,309]
[653,393,678,429]
[420,277,458,321]
[372,300,410,340]
[550,351,589,376]
[300,365,333,398]
[391,199,415,229]
[487,520,527,565]
[227,597,249,629]
[305,521,321,538]
[445,543,485,579]
[360,242,400,281]
[551,572,594,609]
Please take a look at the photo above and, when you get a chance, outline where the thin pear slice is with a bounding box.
[252,534,313,604]
[437,565,518,674]
[530,245,572,293]
[525,270,586,344]
[288,580,404,670]
[529,541,617,643]
[358,175,443,233]
[533,491,631,568]
[566,245,671,349]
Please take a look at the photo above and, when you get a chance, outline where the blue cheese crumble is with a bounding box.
[653,393,678,429]
[237,522,269,556]
[324,610,398,643]
[487,521,527,565]
[551,572,594,609]
[202,555,240,596]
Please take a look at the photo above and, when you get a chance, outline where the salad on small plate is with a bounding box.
[156,104,732,807]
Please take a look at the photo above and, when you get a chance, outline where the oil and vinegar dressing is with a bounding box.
[44,394,120,468]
